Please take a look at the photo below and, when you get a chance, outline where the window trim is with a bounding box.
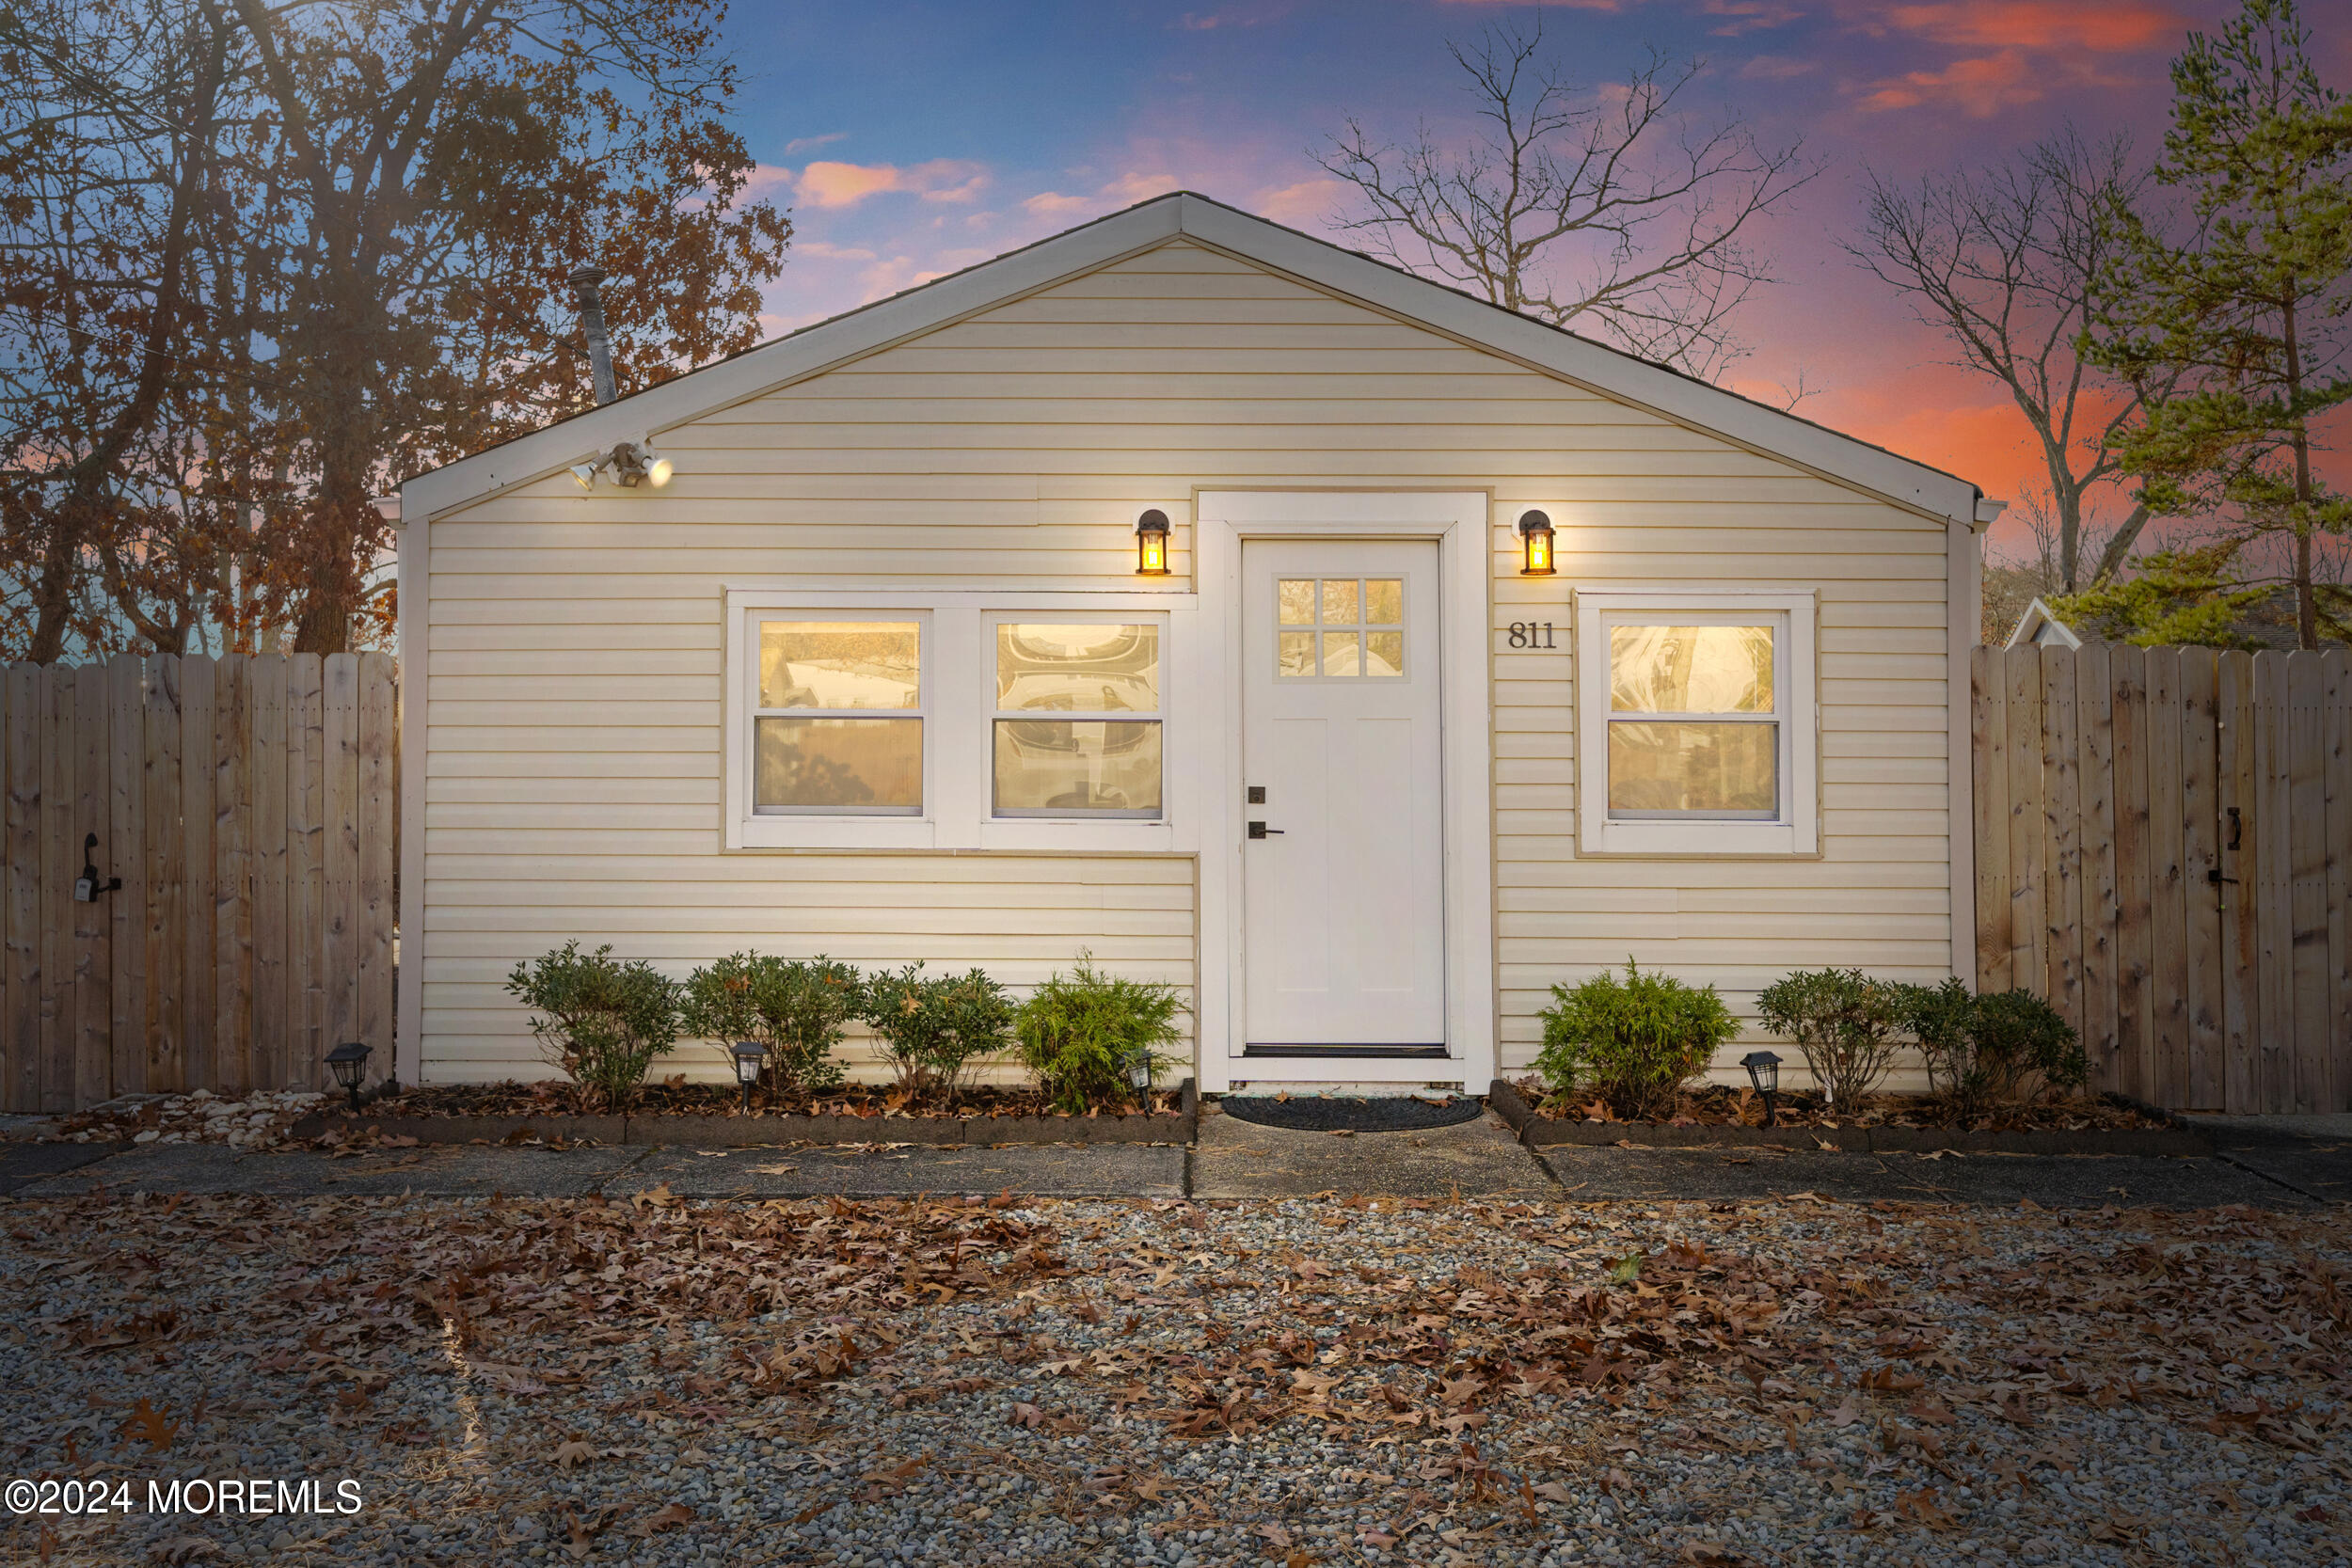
[1574,589,1819,858]
[723,588,1194,852]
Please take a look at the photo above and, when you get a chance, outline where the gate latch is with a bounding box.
[73,833,121,903]
[1247,821,1284,840]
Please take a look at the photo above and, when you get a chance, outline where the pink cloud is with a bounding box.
[1856,49,2041,116]
[1255,177,1349,227]
[1703,0,1802,36]
[1740,55,1818,78]
[1022,190,1097,217]
[1876,1,2183,52]
[794,159,992,210]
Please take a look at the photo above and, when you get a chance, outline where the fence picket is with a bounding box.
[2005,647,2045,994]
[180,655,215,1096]
[142,657,183,1093]
[109,655,145,1096]
[2042,648,2083,1040]
[323,655,359,1069]
[2181,651,2225,1110]
[73,670,110,1106]
[2250,652,2292,1111]
[287,655,326,1085]
[2326,649,2352,1111]
[250,656,288,1091]
[41,667,75,1112]
[2075,644,2118,1087]
[1971,648,2011,992]
[2285,653,2329,1112]
[2109,646,2153,1101]
[2142,649,2189,1108]
[215,657,253,1092]
[357,652,396,1063]
[5,666,39,1113]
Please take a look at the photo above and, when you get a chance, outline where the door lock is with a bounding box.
[1247,821,1284,840]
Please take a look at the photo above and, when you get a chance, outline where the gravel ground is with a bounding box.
[0,1190,2344,1567]
[19,1089,326,1148]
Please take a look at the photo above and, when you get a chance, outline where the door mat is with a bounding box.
[1218,1095,1485,1133]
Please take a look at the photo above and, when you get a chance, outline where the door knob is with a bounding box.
[1247,821,1284,840]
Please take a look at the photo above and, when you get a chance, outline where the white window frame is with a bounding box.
[1574,589,1819,858]
[723,588,1196,852]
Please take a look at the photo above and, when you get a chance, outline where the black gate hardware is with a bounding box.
[2206,867,2238,886]
[1247,822,1284,839]
[2226,806,2242,849]
[73,833,121,902]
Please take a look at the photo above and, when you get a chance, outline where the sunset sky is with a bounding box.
[716,0,2344,559]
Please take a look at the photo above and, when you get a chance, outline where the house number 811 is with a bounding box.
[1506,622,1559,649]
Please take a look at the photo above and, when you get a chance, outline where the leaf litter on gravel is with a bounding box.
[0,1190,2344,1566]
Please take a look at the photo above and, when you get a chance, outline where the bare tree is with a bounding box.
[1316,19,1812,385]
[1853,132,2166,593]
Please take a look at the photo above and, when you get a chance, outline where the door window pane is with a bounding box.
[1609,625,1773,713]
[993,721,1163,816]
[760,622,920,710]
[755,717,922,813]
[996,624,1158,712]
[1607,721,1777,816]
[1278,575,1406,679]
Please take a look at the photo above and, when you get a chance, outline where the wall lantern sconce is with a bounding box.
[731,1041,766,1114]
[326,1040,372,1114]
[1740,1049,1781,1127]
[1516,509,1556,576]
[570,436,673,493]
[1135,508,1171,576]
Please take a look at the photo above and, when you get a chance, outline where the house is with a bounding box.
[394,192,1998,1096]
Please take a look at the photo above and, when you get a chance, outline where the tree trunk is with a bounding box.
[2281,292,2315,650]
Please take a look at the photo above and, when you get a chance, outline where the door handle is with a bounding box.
[1247,821,1284,839]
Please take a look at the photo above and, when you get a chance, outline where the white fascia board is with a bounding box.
[399,200,1187,521]
[1171,196,1980,528]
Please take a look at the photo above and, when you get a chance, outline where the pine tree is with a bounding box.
[2084,0,2352,648]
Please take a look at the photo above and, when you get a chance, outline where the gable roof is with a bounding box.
[401,190,1984,528]
[2006,597,2086,650]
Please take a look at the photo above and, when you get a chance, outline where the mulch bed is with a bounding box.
[386,1078,1186,1122]
[1219,1093,1486,1133]
[1488,1080,2209,1156]
[292,1077,1199,1148]
[1511,1080,2172,1132]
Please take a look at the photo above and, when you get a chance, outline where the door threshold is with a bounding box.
[1243,1044,1451,1059]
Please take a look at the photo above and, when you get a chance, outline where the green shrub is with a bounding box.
[678,953,859,1099]
[1536,959,1740,1121]
[1014,953,1187,1114]
[860,962,1017,1103]
[503,942,681,1113]
[1756,968,1906,1107]
[1899,978,2087,1109]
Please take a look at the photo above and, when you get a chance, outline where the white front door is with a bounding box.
[1240,539,1447,1065]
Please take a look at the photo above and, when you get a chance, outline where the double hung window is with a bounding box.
[726,594,1182,849]
[1575,592,1816,856]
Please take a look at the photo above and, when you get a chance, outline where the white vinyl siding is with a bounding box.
[418,238,1954,1085]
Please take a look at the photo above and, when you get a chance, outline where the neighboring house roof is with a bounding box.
[400,190,1985,529]
[2007,597,2086,650]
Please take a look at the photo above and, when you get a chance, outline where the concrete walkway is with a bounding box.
[3,1111,2345,1207]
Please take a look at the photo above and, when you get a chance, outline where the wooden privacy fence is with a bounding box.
[1972,644,2351,1115]
[1,653,396,1113]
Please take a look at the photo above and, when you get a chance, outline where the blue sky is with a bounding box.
[707,0,2327,540]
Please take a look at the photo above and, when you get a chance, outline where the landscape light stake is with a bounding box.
[326,1041,372,1115]
[732,1042,766,1115]
[1123,1050,1154,1106]
[1740,1050,1781,1128]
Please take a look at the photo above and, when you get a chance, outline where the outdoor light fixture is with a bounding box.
[1135,508,1171,576]
[1740,1050,1782,1127]
[731,1041,765,1114]
[1122,1050,1154,1100]
[569,436,673,492]
[326,1041,372,1114]
[1516,509,1556,576]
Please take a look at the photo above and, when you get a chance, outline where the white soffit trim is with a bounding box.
[401,192,1979,527]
